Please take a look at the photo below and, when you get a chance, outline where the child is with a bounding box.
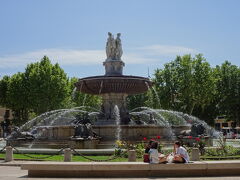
[143,140,154,163]
[148,141,159,164]
[145,140,154,153]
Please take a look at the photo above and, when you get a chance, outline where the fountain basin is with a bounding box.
[7,125,190,149]
[32,125,190,141]
[93,125,190,141]
[75,75,152,95]
[7,125,99,149]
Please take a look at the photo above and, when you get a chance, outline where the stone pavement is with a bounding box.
[0,166,240,180]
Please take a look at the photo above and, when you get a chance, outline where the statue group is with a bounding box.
[106,32,123,60]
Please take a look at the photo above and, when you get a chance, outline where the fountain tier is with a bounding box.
[75,75,152,95]
[75,74,152,124]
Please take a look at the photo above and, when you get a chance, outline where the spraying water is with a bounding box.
[129,107,220,138]
[152,86,161,108]
[113,105,121,141]
[72,87,77,99]
[145,82,161,108]
[7,107,103,138]
[82,94,87,106]
[7,104,221,149]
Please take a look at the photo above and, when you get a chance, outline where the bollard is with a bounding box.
[191,148,200,161]
[128,150,136,162]
[5,146,13,162]
[64,148,72,162]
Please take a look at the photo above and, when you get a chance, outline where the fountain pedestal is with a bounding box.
[97,93,128,125]
[103,60,125,76]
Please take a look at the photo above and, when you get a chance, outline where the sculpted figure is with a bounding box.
[106,32,123,60]
[72,114,98,139]
[115,33,123,60]
[106,32,115,59]
[8,126,35,140]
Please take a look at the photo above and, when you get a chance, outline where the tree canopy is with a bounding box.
[0,56,100,125]
[127,54,240,125]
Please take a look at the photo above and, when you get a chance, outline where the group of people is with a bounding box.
[144,140,190,164]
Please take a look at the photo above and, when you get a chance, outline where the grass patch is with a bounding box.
[201,155,240,160]
[3,153,240,162]
[0,153,141,162]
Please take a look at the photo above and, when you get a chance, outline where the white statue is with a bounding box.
[106,32,122,60]
[106,32,115,59]
[115,33,123,60]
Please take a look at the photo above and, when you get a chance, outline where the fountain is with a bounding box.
[7,32,217,149]
[73,32,192,142]
[75,33,152,125]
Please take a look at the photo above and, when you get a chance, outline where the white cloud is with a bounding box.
[0,49,105,68]
[136,45,198,56]
[0,45,197,69]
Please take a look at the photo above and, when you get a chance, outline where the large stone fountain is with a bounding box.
[74,32,190,142]
[9,33,212,149]
[75,32,152,125]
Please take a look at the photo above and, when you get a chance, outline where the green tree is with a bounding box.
[25,56,70,115]
[191,54,216,114]
[6,73,30,125]
[0,75,10,107]
[154,56,182,110]
[127,93,149,110]
[154,54,215,118]
[214,61,240,124]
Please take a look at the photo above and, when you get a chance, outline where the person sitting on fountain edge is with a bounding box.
[145,139,154,154]
[148,141,159,164]
[172,141,189,163]
[143,140,154,162]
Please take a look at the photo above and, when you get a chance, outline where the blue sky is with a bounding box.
[0,0,239,78]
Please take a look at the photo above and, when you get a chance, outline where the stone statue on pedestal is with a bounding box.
[106,32,115,59]
[115,33,123,60]
[106,32,123,60]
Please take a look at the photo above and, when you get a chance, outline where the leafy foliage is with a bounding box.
[0,56,76,125]
[24,56,70,114]
[205,138,240,157]
[128,54,239,125]
[213,61,240,123]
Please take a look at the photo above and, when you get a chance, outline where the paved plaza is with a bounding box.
[0,166,240,180]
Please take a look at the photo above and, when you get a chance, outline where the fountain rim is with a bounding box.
[77,75,152,81]
[75,75,153,95]
[28,125,191,128]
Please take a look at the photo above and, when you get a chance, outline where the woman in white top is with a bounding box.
[148,141,159,164]
[173,141,189,163]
